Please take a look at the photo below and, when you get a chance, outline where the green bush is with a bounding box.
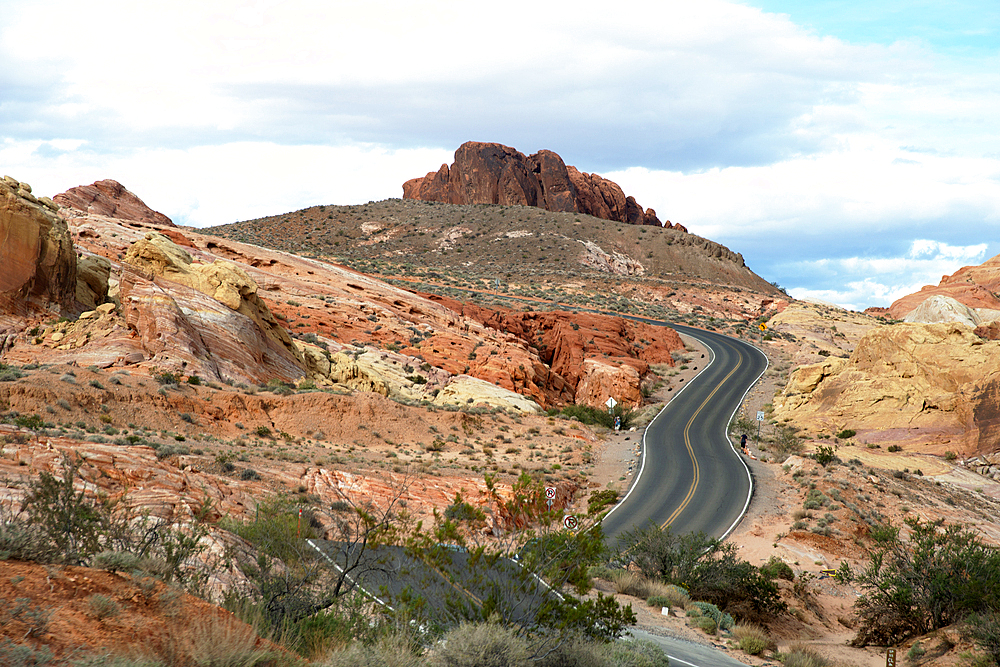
[733,623,772,655]
[429,621,529,667]
[760,556,794,581]
[93,550,141,573]
[0,364,26,382]
[618,523,785,621]
[852,518,1000,646]
[88,593,121,620]
[599,638,670,667]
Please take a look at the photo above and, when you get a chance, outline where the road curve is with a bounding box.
[601,325,768,544]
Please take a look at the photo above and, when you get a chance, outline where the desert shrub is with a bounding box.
[835,429,856,440]
[781,644,830,667]
[443,494,483,523]
[967,612,1000,665]
[693,615,717,634]
[732,623,772,655]
[770,425,804,458]
[851,518,1000,646]
[647,584,688,609]
[760,556,794,581]
[689,601,733,630]
[321,629,423,667]
[88,593,121,620]
[618,523,785,621]
[186,375,202,385]
[160,614,281,667]
[94,550,141,573]
[609,570,650,598]
[240,468,261,481]
[429,621,529,667]
[812,445,836,467]
[0,364,25,382]
[599,638,670,667]
[0,639,54,666]
[154,371,178,385]
[548,404,634,430]
[587,489,619,516]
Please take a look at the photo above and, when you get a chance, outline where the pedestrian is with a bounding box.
[740,433,748,454]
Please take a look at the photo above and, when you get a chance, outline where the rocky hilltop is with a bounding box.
[888,253,1000,321]
[403,141,683,230]
[54,178,174,226]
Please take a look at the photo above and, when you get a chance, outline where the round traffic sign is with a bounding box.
[563,515,579,531]
[545,487,556,500]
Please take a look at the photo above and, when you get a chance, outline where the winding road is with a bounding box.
[601,324,769,544]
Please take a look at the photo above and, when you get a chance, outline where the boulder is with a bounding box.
[53,179,175,226]
[403,141,677,229]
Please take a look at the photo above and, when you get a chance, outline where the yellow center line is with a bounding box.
[660,346,743,529]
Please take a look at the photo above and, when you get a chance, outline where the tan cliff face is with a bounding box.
[774,321,1000,456]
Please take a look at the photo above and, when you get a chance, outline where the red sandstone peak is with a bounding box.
[54,179,175,227]
[403,141,681,230]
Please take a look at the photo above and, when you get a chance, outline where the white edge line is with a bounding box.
[600,332,717,527]
[307,539,396,611]
[718,341,769,542]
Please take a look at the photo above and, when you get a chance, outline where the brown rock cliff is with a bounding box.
[54,179,175,226]
[403,141,683,230]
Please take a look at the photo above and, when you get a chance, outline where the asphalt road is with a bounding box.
[601,325,768,544]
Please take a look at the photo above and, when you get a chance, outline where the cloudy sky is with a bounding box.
[2,1,998,310]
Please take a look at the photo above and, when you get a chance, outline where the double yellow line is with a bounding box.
[659,349,743,529]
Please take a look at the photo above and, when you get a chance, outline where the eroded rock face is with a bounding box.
[403,141,683,230]
[775,321,1000,455]
[0,176,77,316]
[889,253,1000,319]
[54,179,175,226]
[421,295,682,408]
[120,233,305,384]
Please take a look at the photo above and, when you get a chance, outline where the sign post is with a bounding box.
[756,410,765,443]
[545,486,556,511]
[886,648,896,667]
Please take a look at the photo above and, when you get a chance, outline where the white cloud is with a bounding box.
[0,140,452,227]
[785,240,991,311]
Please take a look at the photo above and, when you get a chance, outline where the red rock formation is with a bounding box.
[403,141,679,229]
[0,176,77,317]
[888,253,1000,319]
[54,179,175,226]
[420,294,683,408]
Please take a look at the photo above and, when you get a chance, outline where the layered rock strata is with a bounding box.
[54,179,175,226]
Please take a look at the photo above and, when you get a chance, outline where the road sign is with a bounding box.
[544,487,556,500]
[756,411,765,421]
[759,322,767,331]
[563,515,579,531]
[605,397,617,409]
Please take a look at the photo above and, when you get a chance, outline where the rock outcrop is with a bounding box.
[54,179,175,226]
[902,295,983,327]
[0,176,77,317]
[119,232,305,384]
[888,253,1000,319]
[403,142,685,230]
[774,321,1000,456]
